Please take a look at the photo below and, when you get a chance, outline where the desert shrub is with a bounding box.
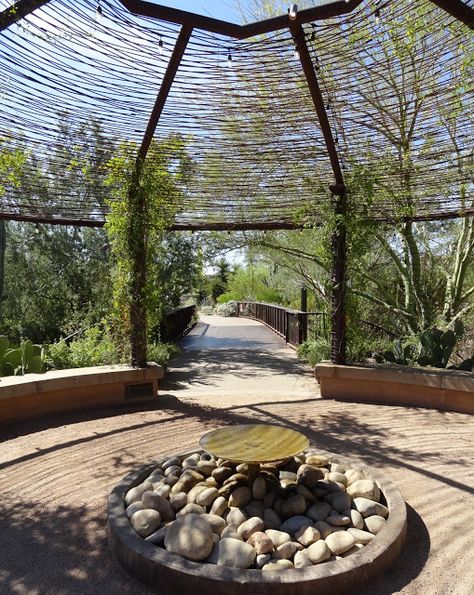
[214,302,237,317]
[297,338,330,367]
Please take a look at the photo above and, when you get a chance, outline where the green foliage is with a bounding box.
[214,302,237,317]
[1,223,111,343]
[45,327,180,370]
[217,264,283,305]
[374,321,473,370]
[0,336,45,376]
[45,327,121,370]
[297,338,330,368]
[147,342,180,368]
[105,135,194,350]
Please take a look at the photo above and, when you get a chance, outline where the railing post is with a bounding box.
[299,312,307,344]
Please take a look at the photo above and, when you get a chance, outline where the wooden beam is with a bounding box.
[1,208,473,229]
[0,0,51,31]
[137,25,193,161]
[290,22,345,189]
[119,1,364,40]
[428,0,474,29]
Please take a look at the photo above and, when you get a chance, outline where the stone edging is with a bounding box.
[0,364,164,424]
[315,363,474,415]
[107,449,407,595]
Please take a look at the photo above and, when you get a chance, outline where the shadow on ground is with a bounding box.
[160,348,312,391]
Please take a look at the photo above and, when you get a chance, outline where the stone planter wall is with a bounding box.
[0,364,164,425]
[315,363,474,415]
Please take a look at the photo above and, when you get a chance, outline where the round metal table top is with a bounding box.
[199,424,309,464]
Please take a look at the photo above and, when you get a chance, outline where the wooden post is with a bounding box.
[300,286,308,312]
[331,189,347,364]
[128,167,148,368]
[127,25,192,368]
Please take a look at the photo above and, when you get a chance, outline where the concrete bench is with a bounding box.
[0,364,164,424]
[315,362,474,415]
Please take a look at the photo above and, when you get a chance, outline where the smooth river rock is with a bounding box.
[272,541,303,560]
[247,531,274,555]
[252,477,267,500]
[347,479,380,502]
[262,559,294,571]
[130,509,161,538]
[307,501,331,522]
[196,487,219,507]
[238,516,264,540]
[296,464,324,488]
[307,539,331,564]
[207,538,256,568]
[347,528,375,544]
[265,529,291,547]
[294,525,321,547]
[353,497,389,518]
[365,515,387,534]
[164,514,213,561]
[325,531,356,555]
[294,550,313,568]
[226,507,248,526]
[281,495,307,518]
[280,515,312,535]
[210,496,228,517]
[229,486,251,508]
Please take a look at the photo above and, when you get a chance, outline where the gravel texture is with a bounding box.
[0,316,473,594]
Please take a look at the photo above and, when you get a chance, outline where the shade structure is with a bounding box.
[0,0,472,230]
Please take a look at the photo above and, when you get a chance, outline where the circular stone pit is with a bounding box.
[108,448,407,594]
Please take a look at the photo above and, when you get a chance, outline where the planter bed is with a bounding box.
[315,363,473,415]
[0,364,164,425]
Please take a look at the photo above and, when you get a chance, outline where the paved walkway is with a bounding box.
[0,315,473,594]
[160,315,318,405]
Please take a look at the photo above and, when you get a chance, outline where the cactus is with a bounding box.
[0,336,45,376]
[417,328,457,368]
[374,322,471,370]
[374,340,414,365]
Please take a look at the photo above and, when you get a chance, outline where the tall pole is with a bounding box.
[128,25,192,367]
[291,23,347,364]
[331,192,347,364]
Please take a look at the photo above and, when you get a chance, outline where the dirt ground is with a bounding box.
[1,317,473,594]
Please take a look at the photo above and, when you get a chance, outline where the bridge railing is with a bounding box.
[235,301,326,348]
[159,304,197,342]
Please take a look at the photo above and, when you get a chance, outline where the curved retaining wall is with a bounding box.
[108,449,407,595]
[0,364,164,425]
[315,363,474,415]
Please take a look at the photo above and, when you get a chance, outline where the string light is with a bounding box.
[314,54,320,71]
[95,0,103,22]
[227,48,232,67]
[374,7,381,26]
[288,4,298,20]
[158,36,164,54]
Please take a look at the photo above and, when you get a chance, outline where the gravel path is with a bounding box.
[0,316,473,594]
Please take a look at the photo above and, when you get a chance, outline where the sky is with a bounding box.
[144,0,250,23]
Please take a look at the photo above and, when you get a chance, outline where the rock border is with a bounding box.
[108,449,407,595]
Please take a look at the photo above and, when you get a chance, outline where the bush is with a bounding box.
[214,302,236,317]
[297,338,330,367]
[199,305,214,315]
[46,326,181,371]
[46,327,121,369]
[147,342,180,368]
